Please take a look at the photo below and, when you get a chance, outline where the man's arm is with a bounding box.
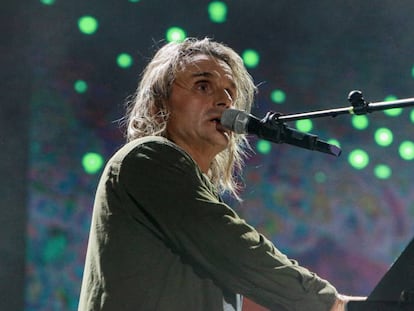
[331,295,367,311]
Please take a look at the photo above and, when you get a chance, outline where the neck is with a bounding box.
[166,138,215,174]
[182,146,214,174]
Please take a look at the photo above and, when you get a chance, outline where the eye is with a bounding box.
[195,80,211,94]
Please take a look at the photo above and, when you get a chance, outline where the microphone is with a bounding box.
[221,109,341,157]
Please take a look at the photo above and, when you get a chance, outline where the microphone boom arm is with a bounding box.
[274,90,414,122]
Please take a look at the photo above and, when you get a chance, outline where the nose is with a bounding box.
[216,88,233,108]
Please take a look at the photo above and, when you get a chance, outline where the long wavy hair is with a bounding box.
[125,38,257,199]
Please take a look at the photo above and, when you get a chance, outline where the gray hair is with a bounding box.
[125,37,257,199]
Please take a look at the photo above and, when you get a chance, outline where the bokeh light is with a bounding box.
[399,141,414,160]
[327,139,341,148]
[256,139,272,154]
[74,80,88,93]
[295,119,313,132]
[270,89,286,104]
[208,1,227,23]
[314,171,327,183]
[166,27,187,42]
[117,53,133,68]
[82,152,104,174]
[374,164,392,179]
[78,16,99,35]
[40,0,56,5]
[242,49,260,68]
[351,115,369,130]
[374,127,393,147]
[383,95,403,116]
[348,149,369,170]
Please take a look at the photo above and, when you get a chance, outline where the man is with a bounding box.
[78,37,360,310]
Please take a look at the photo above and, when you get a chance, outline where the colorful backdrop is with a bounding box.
[3,1,414,310]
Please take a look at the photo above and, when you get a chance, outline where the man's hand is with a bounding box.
[330,294,367,311]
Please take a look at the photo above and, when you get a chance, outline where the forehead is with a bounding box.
[176,54,234,82]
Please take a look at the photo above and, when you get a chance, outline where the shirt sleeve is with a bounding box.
[118,139,338,311]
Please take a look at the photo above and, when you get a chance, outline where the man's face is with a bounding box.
[165,54,236,167]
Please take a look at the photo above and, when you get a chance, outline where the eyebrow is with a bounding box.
[191,71,237,89]
[191,71,214,78]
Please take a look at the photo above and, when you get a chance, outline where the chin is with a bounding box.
[216,137,230,153]
[207,131,231,154]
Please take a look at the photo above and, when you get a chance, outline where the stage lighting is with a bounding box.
[351,115,369,130]
[78,16,99,35]
[374,127,393,147]
[82,152,104,174]
[74,80,88,94]
[374,164,392,179]
[117,53,133,68]
[384,95,402,117]
[242,49,260,68]
[348,149,370,170]
[270,89,286,104]
[40,0,56,5]
[166,27,187,43]
[295,119,313,133]
[314,171,327,183]
[399,141,414,160]
[208,1,228,23]
[256,140,272,155]
[328,139,341,149]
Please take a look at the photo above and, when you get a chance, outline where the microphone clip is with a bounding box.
[260,111,285,143]
[260,111,340,157]
[348,90,370,115]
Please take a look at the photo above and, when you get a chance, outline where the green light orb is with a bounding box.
[399,141,414,160]
[40,0,56,5]
[383,95,402,116]
[384,107,403,117]
[208,1,227,23]
[295,119,313,133]
[374,164,392,179]
[327,139,341,148]
[257,140,272,154]
[351,115,369,130]
[410,109,414,124]
[374,127,393,147]
[78,16,99,35]
[117,53,133,68]
[242,49,260,68]
[74,80,88,93]
[270,89,286,104]
[314,171,327,183]
[166,27,187,43]
[348,149,369,170]
[82,152,104,174]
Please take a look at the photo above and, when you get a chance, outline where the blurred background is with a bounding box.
[2,0,414,310]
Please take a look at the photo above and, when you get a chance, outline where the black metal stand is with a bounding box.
[273,90,414,123]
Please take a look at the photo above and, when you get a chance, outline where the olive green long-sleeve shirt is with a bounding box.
[78,136,338,311]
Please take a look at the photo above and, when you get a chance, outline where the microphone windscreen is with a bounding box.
[221,109,248,134]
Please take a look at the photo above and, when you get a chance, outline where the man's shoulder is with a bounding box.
[112,136,192,165]
[125,136,174,152]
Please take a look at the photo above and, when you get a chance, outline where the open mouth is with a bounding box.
[211,117,221,124]
[211,117,230,135]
